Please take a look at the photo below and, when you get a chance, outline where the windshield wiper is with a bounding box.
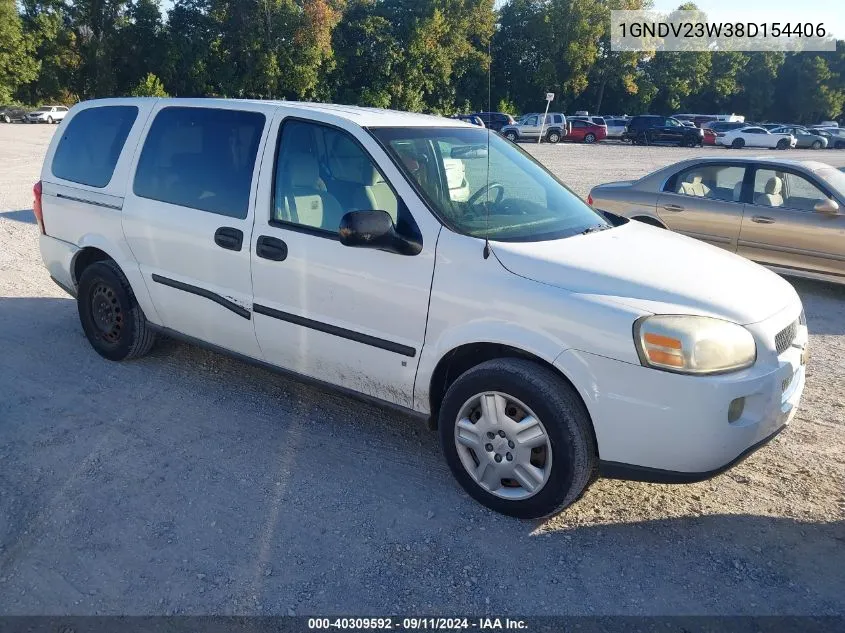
[579,224,610,235]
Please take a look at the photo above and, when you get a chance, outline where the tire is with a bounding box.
[77,260,156,361]
[731,138,745,149]
[546,130,561,144]
[638,132,649,146]
[438,358,598,519]
[2,114,9,124]
[584,133,596,144]
[46,116,53,124]
[776,139,789,150]
[504,131,518,142]
[811,140,822,150]
[634,216,666,228]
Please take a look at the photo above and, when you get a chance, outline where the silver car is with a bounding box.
[589,157,845,285]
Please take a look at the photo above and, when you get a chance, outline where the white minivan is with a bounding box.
[36,98,807,518]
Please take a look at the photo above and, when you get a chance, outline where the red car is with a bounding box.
[702,127,717,145]
[564,119,607,144]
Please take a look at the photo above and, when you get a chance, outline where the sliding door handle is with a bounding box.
[256,235,288,261]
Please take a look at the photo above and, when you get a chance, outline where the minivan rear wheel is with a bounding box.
[584,133,596,144]
[77,260,155,361]
[438,358,597,518]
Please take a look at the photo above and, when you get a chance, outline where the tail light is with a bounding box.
[587,193,594,206]
[33,180,45,235]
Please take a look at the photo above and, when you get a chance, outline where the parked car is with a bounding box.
[622,115,704,146]
[450,114,485,127]
[569,115,608,134]
[589,156,844,285]
[36,98,806,518]
[564,118,607,144]
[808,127,845,149]
[24,105,69,124]
[604,118,629,138]
[468,111,515,132]
[0,105,27,123]
[708,121,747,134]
[702,127,717,145]
[768,126,828,150]
[500,112,567,143]
[818,120,839,128]
[717,126,796,150]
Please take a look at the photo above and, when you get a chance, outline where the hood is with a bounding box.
[491,221,798,325]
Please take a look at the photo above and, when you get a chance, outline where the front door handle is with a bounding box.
[256,235,288,261]
[215,227,243,251]
[663,204,684,212]
[751,216,776,224]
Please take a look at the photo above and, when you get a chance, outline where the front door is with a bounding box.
[249,114,440,407]
[122,101,274,357]
[738,166,845,279]
[655,162,747,250]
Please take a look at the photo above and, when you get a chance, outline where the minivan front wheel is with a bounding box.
[438,358,597,518]
[77,260,155,361]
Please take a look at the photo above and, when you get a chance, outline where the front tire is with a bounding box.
[77,260,155,361]
[776,139,789,150]
[2,114,10,124]
[438,358,598,519]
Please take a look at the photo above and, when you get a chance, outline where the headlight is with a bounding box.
[634,315,756,375]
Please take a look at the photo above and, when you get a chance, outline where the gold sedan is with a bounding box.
[589,157,845,285]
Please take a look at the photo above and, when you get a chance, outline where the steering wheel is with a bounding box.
[468,182,505,210]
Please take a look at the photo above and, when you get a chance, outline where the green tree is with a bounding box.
[0,0,39,103]
[130,71,168,96]
[775,53,845,124]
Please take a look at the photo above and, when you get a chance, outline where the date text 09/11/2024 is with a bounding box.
[307,617,528,630]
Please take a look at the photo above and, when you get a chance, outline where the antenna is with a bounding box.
[483,31,492,260]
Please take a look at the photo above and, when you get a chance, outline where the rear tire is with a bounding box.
[584,133,596,144]
[2,114,10,124]
[46,116,53,124]
[505,131,518,142]
[732,138,745,149]
[438,358,598,519]
[811,140,822,150]
[776,139,789,150]
[547,130,561,144]
[77,260,155,361]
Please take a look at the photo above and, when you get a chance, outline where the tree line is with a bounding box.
[1,0,844,124]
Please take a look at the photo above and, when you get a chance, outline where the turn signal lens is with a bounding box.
[634,315,757,375]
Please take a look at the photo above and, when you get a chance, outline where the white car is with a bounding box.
[36,98,806,518]
[25,105,69,124]
[717,126,796,150]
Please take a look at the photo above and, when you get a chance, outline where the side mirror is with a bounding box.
[339,210,422,256]
[814,198,841,216]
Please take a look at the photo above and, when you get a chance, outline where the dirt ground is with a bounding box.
[0,123,843,616]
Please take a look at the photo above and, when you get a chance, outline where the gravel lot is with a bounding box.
[1,124,843,616]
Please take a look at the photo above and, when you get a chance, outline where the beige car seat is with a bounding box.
[328,136,398,223]
[754,176,784,207]
[678,174,711,197]
[277,153,344,231]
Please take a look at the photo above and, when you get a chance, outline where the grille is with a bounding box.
[775,320,798,355]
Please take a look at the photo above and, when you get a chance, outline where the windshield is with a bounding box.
[817,168,845,197]
[370,127,608,242]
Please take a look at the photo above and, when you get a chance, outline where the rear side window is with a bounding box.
[51,106,138,188]
[133,107,265,219]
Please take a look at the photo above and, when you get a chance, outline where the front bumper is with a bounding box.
[554,301,806,477]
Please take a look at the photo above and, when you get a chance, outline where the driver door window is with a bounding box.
[273,120,399,233]
[753,169,829,211]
